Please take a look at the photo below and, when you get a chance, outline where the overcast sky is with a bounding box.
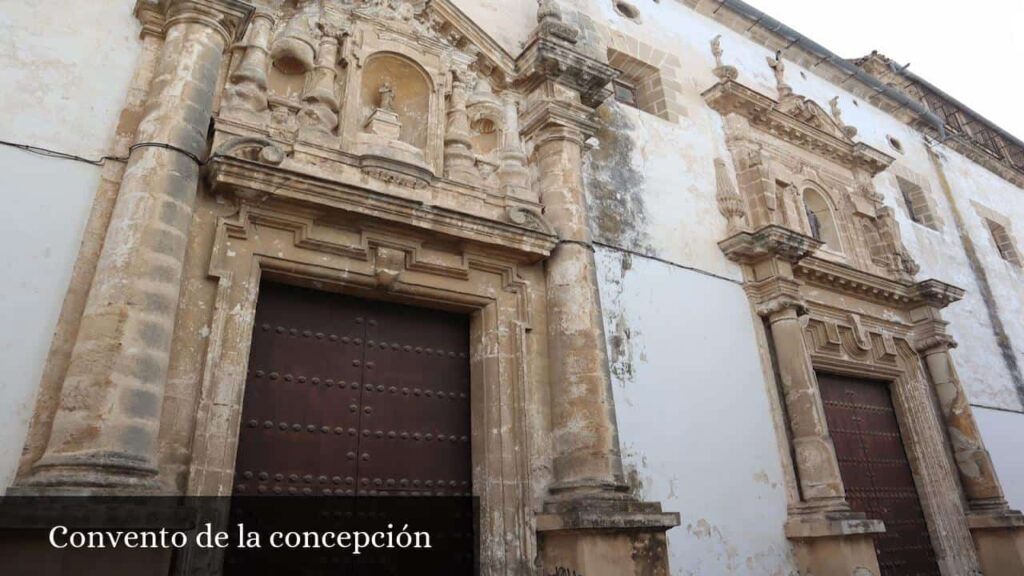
[744,0,1024,141]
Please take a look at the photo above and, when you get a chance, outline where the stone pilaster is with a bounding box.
[916,333,1007,508]
[520,9,678,574]
[532,122,625,495]
[15,0,252,494]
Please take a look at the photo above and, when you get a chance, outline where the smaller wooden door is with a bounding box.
[818,373,940,576]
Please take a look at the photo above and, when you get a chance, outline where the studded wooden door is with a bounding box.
[818,373,940,576]
[233,282,472,497]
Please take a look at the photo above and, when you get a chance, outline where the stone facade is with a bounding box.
[3,0,1024,575]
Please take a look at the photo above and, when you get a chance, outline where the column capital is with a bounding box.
[136,0,254,44]
[756,293,809,319]
[914,332,958,354]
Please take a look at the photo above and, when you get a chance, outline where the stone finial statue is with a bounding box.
[766,50,791,95]
[378,82,395,111]
[537,0,563,24]
[829,95,859,138]
[534,0,578,43]
[710,35,738,81]
[828,96,844,125]
[711,35,724,68]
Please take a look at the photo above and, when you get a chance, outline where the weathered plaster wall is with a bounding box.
[976,406,1024,511]
[596,247,796,575]
[0,1,140,490]
[460,0,1024,561]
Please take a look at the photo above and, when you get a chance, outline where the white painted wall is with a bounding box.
[0,1,140,490]
[569,0,1024,566]
[597,247,796,575]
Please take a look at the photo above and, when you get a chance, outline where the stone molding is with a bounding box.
[719,225,822,264]
[795,257,965,309]
[206,155,558,261]
[704,79,894,175]
[516,36,619,109]
[181,199,542,573]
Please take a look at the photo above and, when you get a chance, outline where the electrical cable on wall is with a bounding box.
[0,139,208,167]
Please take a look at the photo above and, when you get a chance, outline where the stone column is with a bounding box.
[917,334,1008,509]
[443,79,477,182]
[497,93,531,200]
[535,124,626,497]
[221,10,272,122]
[297,24,341,142]
[913,321,1024,575]
[16,0,249,494]
[760,299,847,510]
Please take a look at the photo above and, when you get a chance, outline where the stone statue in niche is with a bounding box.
[378,82,396,111]
[365,82,402,140]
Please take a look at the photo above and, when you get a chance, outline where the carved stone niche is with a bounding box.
[705,76,924,284]
[213,0,544,233]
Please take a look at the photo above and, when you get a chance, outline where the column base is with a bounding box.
[537,499,679,576]
[10,450,164,496]
[785,512,885,576]
[967,510,1024,576]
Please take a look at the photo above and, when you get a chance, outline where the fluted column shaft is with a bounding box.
[764,305,847,510]
[919,340,1008,510]
[536,125,626,497]
[20,5,237,493]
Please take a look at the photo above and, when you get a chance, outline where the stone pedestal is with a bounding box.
[786,515,884,576]
[538,500,679,576]
[365,107,402,140]
[969,511,1024,576]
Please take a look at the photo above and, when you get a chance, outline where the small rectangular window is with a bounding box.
[985,219,1022,267]
[896,177,938,230]
[612,79,638,108]
[607,49,670,120]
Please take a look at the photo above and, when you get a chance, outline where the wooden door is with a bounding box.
[819,373,940,576]
[233,282,471,497]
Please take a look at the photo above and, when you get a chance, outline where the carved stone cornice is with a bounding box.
[516,37,619,109]
[719,225,822,264]
[911,278,967,309]
[206,156,558,261]
[703,80,894,176]
[520,100,600,143]
[137,0,254,43]
[794,256,966,309]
